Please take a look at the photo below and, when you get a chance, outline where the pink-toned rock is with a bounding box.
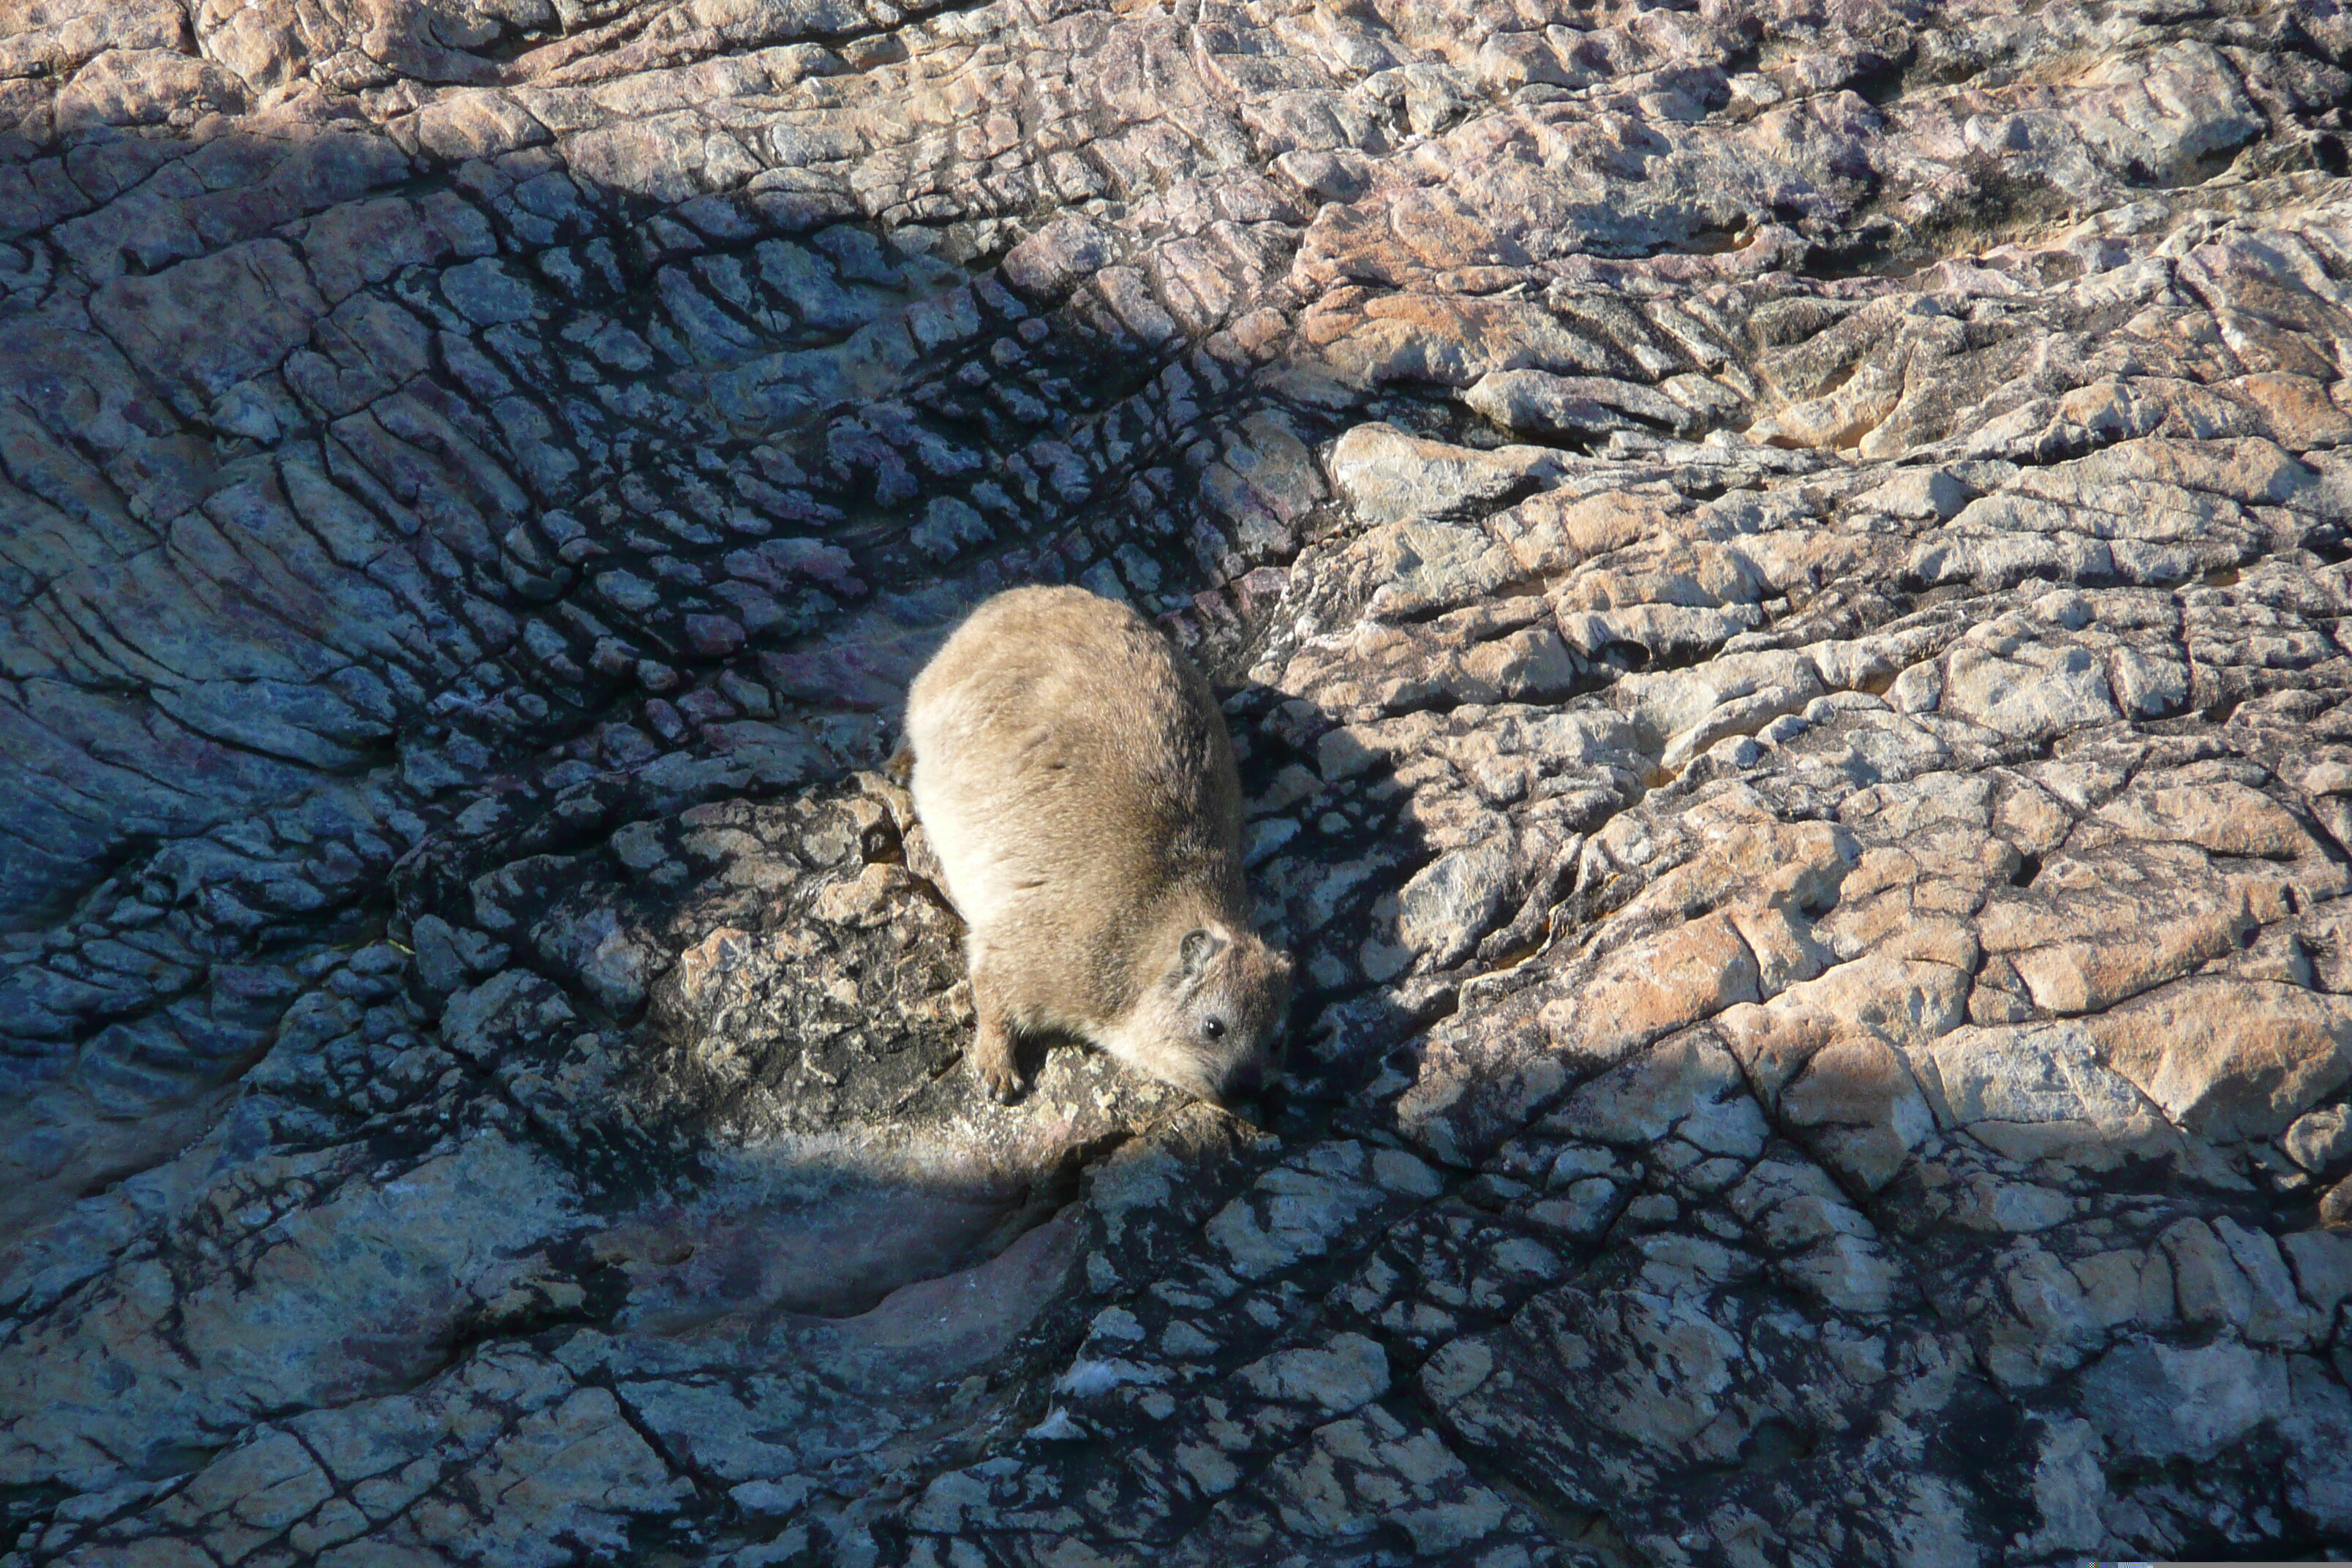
[2092,781,2315,859]
[4,3,190,80]
[1777,1033,1937,1191]
[1979,845,2255,1015]
[1327,423,1556,527]
[1309,293,1613,388]
[565,113,715,203]
[686,613,747,657]
[54,47,245,129]
[1000,214,1116,300]
[90,238,326,407]
[2228,374,2352,449]
[1540,913,1760,1069]
[416,89,551,162]
[1486,489,1666,575]
[2087,979,2352,1139]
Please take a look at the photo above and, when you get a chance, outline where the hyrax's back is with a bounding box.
[905,587,1243,947]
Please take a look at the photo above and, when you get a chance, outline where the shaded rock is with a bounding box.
[2077,1337,2290,1463]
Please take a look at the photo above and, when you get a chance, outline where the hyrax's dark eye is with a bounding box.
[1203,1018,1227,1041]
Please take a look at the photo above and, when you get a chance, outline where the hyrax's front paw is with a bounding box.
[970,1022,1026,1104]
[973,1055,1028,1104]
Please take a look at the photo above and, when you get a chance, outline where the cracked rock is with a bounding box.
[4,0,2352,1561]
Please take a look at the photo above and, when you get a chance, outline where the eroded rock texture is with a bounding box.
[3,0,2352,1561]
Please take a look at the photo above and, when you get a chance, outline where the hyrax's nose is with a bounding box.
[1219,1060,1270,1103]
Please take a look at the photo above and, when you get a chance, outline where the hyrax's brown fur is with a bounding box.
[905,585,1292,1104]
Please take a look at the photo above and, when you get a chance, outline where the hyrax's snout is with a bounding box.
[1213,1046,1279,1106]
[1175,1028,1278,1108]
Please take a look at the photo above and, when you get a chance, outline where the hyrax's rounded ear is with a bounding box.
[1180,928,1226,976]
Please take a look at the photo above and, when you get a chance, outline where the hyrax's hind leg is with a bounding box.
[966,958,1026,1104]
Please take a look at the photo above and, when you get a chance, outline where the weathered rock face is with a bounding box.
[3,0,2352,1561]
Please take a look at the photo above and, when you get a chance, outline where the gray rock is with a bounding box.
[2077,1337,2291,1463]
[1394,839,1514,966]
[2285,1103,2352,1170]
[1326,423,1557,526]
[1237,1333,1391,1414]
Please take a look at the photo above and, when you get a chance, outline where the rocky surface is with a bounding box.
[3,0,2352,1561]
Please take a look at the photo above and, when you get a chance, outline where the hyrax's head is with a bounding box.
[1115,920,1294,1105]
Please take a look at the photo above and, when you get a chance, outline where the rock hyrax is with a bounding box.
[905,585,1292,1104]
